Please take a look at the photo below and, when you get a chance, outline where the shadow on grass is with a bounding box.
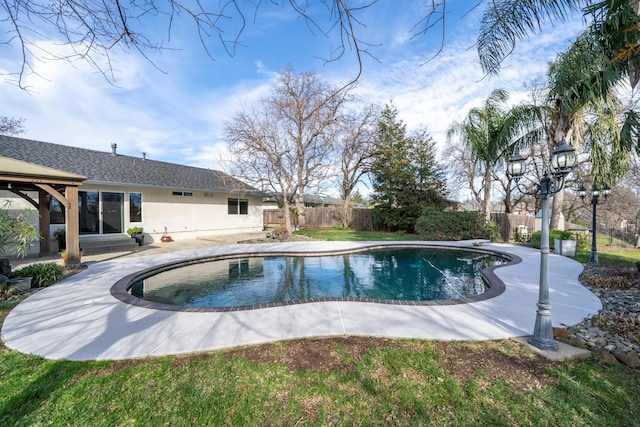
[0,358,86,424]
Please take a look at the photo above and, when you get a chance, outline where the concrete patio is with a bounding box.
[1,240,602,361]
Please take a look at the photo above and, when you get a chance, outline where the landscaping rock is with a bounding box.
[615,351,640,368]
[562,265,640,369]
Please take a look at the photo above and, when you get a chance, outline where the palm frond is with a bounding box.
[478,0,584,75]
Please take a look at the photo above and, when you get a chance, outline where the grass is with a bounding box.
[571,248,640,266]
[1,228,639,425]
[295,228,424,241]
[1,299,639,426]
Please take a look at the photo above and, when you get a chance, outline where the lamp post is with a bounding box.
[507,138,577,351]
[577,184,611,265]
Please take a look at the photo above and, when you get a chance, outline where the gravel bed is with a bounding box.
[562,265,640,368]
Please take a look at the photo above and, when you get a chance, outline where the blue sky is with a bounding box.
[1,1,585,176]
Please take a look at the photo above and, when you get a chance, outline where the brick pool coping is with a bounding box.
[110,244,519,312]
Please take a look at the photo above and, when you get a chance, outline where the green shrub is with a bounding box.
[529,229,574,249]
[126,226,144,235]
[415,207,498,241]
[12,262,65,288]
[576,233,589,250]
[513,227,529,243]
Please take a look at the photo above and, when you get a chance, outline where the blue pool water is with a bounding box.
[128,248,506,308]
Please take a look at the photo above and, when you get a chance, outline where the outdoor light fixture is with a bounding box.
[577,183,611,265]
[507,138,577,351]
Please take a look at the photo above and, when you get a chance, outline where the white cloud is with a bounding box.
[349,12,585,155]
[0,3,587,173]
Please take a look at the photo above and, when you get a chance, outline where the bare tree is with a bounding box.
[0,0,394,89]
[334,103,379,227]
[0,116,25,135]
[5,1,573,89]
[225,68,351,237]
[441,139,483,209]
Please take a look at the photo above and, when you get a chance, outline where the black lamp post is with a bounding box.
[507,138,577,351]
[577,184,611,265]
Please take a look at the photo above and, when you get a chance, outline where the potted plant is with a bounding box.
[160,226,172,243]
[60,248,83,264]
[552,230,577,256]
[0,201,41,290]
[126,226,145,246]
[53,228,66,251]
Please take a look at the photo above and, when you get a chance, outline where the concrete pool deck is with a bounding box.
[1,240,602,361]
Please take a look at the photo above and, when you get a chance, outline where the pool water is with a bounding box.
[128,248,506,308]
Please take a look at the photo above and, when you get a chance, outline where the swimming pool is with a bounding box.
[119,247,508,310]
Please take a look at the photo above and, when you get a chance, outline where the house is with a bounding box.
[0,136,265,258]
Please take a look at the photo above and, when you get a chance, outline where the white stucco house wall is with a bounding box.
[0,136,265,253]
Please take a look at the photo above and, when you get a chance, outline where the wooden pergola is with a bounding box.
[0,156,87,265]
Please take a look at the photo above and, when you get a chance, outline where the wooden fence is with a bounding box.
[264,207,374,230]
[490,213,536,242]
[266,208,588,243]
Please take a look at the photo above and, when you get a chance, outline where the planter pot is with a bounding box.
[132,233,145,246]
[0,258,11,277]
[161,236,172,243]
[61,252,83,265]
[554,239,577,256]
[7,277,32,293]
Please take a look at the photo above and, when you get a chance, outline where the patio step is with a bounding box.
[79,235,139,255]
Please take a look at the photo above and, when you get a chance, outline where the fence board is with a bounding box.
[264,207,375,229]
[490,213,536,242]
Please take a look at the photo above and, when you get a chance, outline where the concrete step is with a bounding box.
[79,235,140,255]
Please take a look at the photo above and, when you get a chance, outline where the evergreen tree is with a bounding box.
[370,104,447,232]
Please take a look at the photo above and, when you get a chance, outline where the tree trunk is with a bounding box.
[282,198,293,239]
[550,190,565,230]
[483,167,492,221]
[339,194,353,228]
[293,193,305,228]
[548,103,573,230]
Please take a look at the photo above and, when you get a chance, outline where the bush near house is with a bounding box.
[415,207,499,241]
[11,262,65,288]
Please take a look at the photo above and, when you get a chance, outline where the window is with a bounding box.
[228,259,250,278]
[79,191,99,234]
[49,198,65,224]
[228,198,249,215]
[129,192,142,222]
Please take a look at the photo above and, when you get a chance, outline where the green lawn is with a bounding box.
[1,300,638,426]
[295,227,424,241]
[1,230,639,425]
[570,248,640,266]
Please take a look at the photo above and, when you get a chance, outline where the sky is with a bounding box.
[0,1,587,189]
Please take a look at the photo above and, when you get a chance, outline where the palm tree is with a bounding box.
[447,89,540,220]
[477,0,640,91]
[544,27,640,227]
[477,1,640,228]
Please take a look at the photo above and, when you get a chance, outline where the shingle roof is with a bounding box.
[0,136,262,196]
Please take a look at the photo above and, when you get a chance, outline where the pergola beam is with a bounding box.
[0,157,86,262]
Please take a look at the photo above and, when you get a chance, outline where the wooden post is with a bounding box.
[65,186,81,265]
[38,189,51,255]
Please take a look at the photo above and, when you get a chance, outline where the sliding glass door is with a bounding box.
[79,191,123,235]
